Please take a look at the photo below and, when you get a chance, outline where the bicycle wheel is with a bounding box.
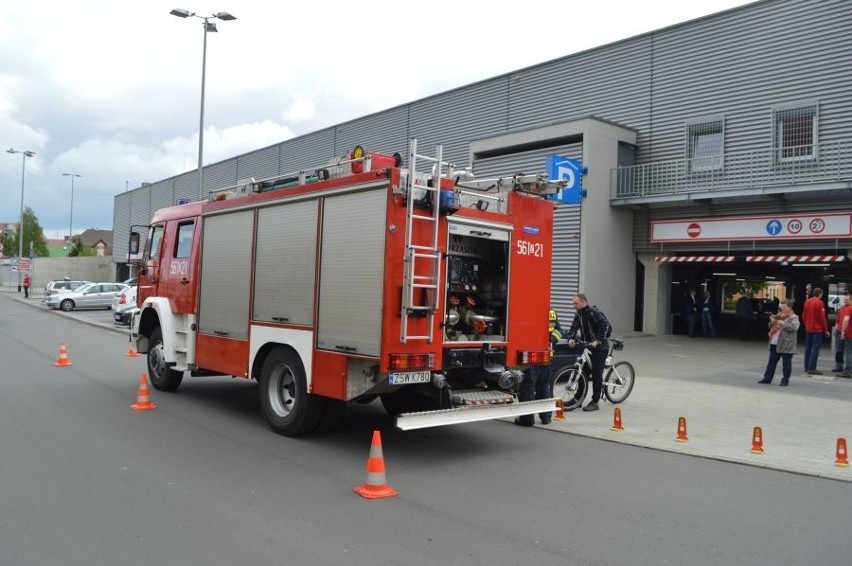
[552,366,587,411]
[603,361,635,404]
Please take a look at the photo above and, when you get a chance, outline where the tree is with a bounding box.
[68,235,95,257]
[1,207,48,258]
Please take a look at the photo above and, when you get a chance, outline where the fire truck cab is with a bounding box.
[130,140,563,436]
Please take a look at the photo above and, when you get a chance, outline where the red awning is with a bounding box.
[745,255,847,263]
[655,255,735,263]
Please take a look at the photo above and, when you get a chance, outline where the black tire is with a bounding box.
[552,366,587,411]
[60,299,75,312]
[147,327,184,391]
[604,361,635,404]
[259,347,323,436]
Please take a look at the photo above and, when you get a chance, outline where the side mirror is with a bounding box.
[129,232,140,255]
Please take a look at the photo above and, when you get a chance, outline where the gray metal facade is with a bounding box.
[114,0,852,325]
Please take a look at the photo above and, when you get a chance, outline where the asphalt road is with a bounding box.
[1,295,850,566]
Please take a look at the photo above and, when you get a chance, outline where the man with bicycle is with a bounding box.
[566,293,612,412]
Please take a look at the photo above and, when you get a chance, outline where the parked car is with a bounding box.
[113,302,139,326]
[123,276,137,287]
[47,282,129,311]
[112,286,137,311]
[42,279,92,303]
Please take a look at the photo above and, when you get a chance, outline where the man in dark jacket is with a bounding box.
[566,293,611,412]
[683,289,699,337]
[735,292,753,340]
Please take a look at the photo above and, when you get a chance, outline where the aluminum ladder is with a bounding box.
[400,139,446,343]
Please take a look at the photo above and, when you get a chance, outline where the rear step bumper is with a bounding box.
[395,398,557,431]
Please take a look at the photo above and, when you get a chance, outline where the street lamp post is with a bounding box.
[63,173,82,257]
[170,8,237,200]
[7,148,35,292]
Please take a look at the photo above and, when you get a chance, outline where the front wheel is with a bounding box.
[603,361,635,404]
[60,299,75,312]
[147,327,184,391]
[552,366,587,411]
[259,347,323,436]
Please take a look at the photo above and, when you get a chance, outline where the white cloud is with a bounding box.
[0,0,758,236]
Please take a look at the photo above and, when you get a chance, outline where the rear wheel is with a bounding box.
[553,366,587,411]
[604,361,635,404]
[259,347,323,436]
[147,327,184,391]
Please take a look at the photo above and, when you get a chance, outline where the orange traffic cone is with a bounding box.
[354,430,398,499]
[611,407,624,431]
[676,416,688,442]
[126,346,140,357]
[131,374,157,411]
[835,437,849,468]
[554,399,566,422]
[53,342,72,367]
[750,426,764,454]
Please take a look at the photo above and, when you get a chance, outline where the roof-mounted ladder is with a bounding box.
[400,139,445,344]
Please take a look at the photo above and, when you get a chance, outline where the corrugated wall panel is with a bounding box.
[174,175,197,205]
[333,106,409,158]
[204,160,237,193]
[237,146,279,182]
[150,181,173,212]
[278,129,337,174]
[113,195,130,261]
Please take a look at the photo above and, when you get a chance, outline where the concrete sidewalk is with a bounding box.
[535,333,852,482]
[5,288,851,481]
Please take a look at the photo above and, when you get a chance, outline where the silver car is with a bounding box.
[47,282,130,311]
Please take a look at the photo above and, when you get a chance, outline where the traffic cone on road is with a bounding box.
[131,374,157,411]
[750,426,764,454]
[835,437,849,468]
[53,342,72,367]
[676,416,689,442]
[611,407,624,431]
[554,399,566,422]
[125,346,140,357]
[354,430,398,499]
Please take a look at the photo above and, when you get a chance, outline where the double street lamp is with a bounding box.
[63,173,82,256]
[170,8,237,200]
[7,148,35,292]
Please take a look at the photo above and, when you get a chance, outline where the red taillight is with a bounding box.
[389,353,435,371]
[517,350,552,365]
[119,295,127,305]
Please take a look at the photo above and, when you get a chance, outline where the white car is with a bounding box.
[112,285,137,310]
[47,282,129,311]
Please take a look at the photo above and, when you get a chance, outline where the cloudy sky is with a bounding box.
[1,0,756,240]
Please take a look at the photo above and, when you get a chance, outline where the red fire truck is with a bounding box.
[129,140,562,435]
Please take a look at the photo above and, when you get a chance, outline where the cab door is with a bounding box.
[163,219,198,314]
[139,224,165,303]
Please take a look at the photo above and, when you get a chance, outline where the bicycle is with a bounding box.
[551,338,635,411]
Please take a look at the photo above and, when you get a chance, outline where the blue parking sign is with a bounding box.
[545,155,586,204]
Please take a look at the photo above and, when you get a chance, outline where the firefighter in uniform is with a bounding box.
[515,309,563,426]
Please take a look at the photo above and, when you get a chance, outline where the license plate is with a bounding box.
[389,371,431,385]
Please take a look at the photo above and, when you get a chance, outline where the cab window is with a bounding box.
[175,221,195,259]
[145,225,165,265]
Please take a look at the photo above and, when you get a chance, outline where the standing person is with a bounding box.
[515,309,563,426]
[701,290,718,338]
[735,292,753,340]
[832,293,848,373]
[758,298,800,386]
[566,293,611,412]
[683,290,699,338]
[23,274,31,299]
[837,292,852,378]
[802,287,830,375]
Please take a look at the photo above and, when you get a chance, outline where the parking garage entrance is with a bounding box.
[662,253,850,339]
